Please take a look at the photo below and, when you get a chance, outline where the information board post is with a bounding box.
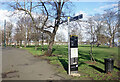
[70,35,78,74]
[68,17,70,75]
[68,35,79,75]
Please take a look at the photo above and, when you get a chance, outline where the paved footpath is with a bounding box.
[2,47,67,80]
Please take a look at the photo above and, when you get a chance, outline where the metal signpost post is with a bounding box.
[67,17,70,75]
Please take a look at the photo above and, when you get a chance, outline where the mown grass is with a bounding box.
[23,44,119,80]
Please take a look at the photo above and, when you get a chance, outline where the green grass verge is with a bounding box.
[22,44,119,80]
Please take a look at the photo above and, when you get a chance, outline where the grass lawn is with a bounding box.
[23,44,119,80]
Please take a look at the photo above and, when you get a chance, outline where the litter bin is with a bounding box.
[104,58,114,73]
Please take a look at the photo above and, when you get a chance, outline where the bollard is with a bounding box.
[104,58,114,73]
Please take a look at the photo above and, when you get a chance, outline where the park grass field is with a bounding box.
[23,45,119,80]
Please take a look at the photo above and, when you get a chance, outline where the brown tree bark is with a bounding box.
[112,36,114,47]
[28,40,30,46]
[35,40,39,50]
[6,39,8,46]
[20,40,22,47]
[109,38,112,48]
[112,32,115,47]
[44,35,55,56]
[41,33,44,51]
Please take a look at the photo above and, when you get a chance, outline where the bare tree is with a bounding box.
[19,16,33,47]
[103,9,118,47]
[93,14,104,47]
[30,28,41,50]
[6,22,13,46]
[14,22,26,47]
[10,0,71,56]
[86,17,96,62]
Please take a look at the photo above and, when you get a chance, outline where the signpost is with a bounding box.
[67,14,83,75]
[59,14,83,75]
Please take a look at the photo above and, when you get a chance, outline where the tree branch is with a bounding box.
[45,25,54,28]
[40,2,49,29]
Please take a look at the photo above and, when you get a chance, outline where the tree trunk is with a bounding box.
[93,37,95,47]
[44,35,55,56]
[37,40,39,47]
[109,38,112,48]
[28,40,30,46]
[96,34,100,47]
[6,39,8,46]
[42,40,44,51]
[35,40,38,50]
[17,40,19,46]
[10,38,12,46]
[41,33,44,51]
[20,40,22,47]
[112,34,115,47]
[24,40,27,48]
[90,43,93,56]
[24,43,26,48]
[41,40,44,51]
[90,43,96,62]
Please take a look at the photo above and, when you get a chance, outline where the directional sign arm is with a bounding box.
[70,14,83,22]
[59,14,83,25]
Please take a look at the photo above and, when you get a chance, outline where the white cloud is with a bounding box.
[94,3,118,14]
[0,9,25,29]
[0,9,44,30]
[99,4,118,9]
[0,10,12,23]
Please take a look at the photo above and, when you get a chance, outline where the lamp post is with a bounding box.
[4,20,6,48]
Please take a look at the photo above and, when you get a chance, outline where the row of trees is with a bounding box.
[1,22,13,46]
[14,16,50,50]
[1,1,119,56]
[0,18,50,49]
[86,9,119,48]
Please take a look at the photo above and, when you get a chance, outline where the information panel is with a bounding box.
[70,48,78,58]
[69,35,78,74]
